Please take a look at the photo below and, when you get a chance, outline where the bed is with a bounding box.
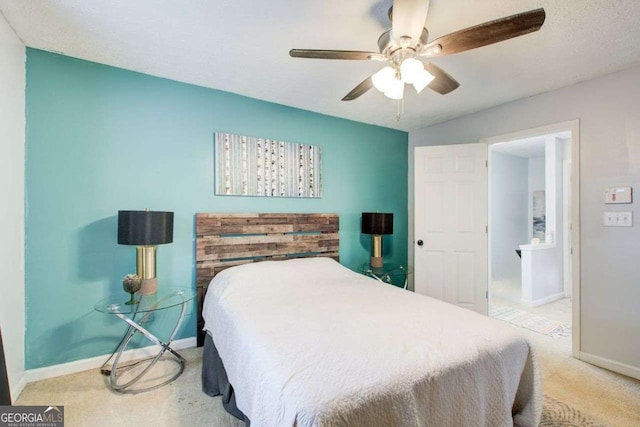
[197,213,541,427]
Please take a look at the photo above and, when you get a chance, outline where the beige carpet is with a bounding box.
[16,334,640,426]
[541,395,608,427]
[17,348,243,427]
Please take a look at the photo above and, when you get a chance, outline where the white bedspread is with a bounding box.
[203,257,541,427]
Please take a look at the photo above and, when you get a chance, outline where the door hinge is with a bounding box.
[485,160,488,168]
[485,225,488,233]
[485,291,488,299]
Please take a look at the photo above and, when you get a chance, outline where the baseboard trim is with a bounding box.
[10,373,27,404]
[520,292,565,307]
[579,351,640,380]
[23,337,197,386]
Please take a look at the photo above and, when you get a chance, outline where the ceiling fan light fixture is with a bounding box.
[399,58,424,84]
[372,66,395,92]
[412,69,435,94]
[384,78,404,100]
[291,7,545,105]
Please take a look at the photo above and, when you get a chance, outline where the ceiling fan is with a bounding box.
[289,0,545,102]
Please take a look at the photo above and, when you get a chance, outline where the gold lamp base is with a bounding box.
[370,235,383,268]
[136,246,158,295]
[139,278,157,295]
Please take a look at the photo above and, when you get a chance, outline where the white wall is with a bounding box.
[490,151,528,301]
[0,12,25,399]
[522,138,565,304]
[409,65,640,375]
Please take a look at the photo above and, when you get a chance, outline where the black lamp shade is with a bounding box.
[118,211,174,245]
[361,212,393,235]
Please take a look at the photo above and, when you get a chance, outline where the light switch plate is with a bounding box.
[619,211,633,226]
[604,212,615,226]
[604,187,632,204]
[603,211,633,227]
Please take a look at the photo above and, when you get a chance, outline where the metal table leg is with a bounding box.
[107,298,187,393]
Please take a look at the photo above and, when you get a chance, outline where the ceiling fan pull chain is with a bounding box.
[396,98,404,121]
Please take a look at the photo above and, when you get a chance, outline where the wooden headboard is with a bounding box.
[195,213,339,346]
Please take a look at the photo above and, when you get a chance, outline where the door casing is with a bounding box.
[482,120,580,357]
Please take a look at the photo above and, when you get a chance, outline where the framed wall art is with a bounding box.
[532,190,546,240]
[214,132,322,198]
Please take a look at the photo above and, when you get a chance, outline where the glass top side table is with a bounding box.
[357,263,413,289]
[95,287,195,393]
[95,287,194,314]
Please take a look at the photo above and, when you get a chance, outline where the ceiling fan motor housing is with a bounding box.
[378,27,430,62]
[377,28,431,86]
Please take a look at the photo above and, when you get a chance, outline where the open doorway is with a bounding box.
[485,122,579,356]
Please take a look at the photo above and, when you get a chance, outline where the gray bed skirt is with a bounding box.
[201,332,251,426]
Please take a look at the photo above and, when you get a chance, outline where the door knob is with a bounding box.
[417,240,423,246]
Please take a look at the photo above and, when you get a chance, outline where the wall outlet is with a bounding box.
[603,211,633,227]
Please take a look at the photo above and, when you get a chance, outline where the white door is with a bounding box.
[414,143,488,314]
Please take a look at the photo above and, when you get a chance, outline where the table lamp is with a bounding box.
[361,212,393,268]
[118,210,174,295]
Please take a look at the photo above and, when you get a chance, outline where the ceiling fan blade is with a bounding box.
[342,76,374,101]
[392,0,430,43]
[422,8,545,57]
[424,63,459,95]
[290,49,383,61]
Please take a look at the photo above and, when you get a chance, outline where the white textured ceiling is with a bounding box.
[2,0,640,131]
[492,138,546,159]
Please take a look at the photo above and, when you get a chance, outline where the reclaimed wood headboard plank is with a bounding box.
[195,213,339,346]
[197,233,340,261]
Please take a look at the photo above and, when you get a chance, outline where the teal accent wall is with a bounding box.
[25,49,408,369]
